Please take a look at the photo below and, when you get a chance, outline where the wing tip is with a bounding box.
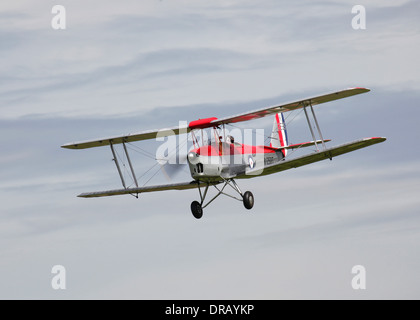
[367,136,386,142]
[350,87,370,93]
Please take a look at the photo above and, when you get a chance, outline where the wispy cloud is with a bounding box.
[1,0,419,119]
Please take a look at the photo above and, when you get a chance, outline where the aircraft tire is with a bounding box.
[243,191,254,210]
[191,201,203,219]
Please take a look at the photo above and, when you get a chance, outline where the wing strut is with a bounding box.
[303,100,327,152]
[123,142,139,188]
[309,101,327,151]
[110,141,126,189]
[303,105,319,151]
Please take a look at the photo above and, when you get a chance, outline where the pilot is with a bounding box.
[226,135,235,144]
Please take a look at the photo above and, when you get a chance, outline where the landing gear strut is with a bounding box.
[190,179,254,219]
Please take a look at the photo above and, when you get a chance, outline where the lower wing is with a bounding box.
[78,180,220,198]
[239,137,386,178]
[78,137,385,197]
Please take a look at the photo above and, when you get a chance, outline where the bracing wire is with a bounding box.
[127,143,156,159]
[113,145,138,188]
[225,109,304,145]
[124,132,191,187]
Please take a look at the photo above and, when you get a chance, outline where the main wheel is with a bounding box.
[191,201,203,219]
[243,191,254,210]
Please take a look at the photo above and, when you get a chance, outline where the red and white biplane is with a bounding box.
[62,88,385,219]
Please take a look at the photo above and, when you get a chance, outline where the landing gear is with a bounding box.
[191,201,203,219]
[191,180,255,219]
[243,191,254,210]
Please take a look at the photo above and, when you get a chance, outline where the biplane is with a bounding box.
[62,88,385,219]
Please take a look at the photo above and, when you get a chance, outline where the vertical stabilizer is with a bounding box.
[270,113,289,156]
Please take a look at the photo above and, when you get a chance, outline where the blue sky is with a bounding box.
[0,0,419,299]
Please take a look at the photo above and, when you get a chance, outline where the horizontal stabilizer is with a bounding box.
[284,139,331,150]
[78,180,220,198]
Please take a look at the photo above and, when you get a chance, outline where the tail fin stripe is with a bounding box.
[276,113,285,148]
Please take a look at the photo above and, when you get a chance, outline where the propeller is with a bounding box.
[159,153,188,181]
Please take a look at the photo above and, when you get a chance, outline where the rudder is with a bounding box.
[270,113,289,156]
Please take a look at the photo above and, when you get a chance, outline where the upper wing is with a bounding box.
[210,87,370,127]
[61,124,190,150]
[238,137,386,179]
[78,180,220,198]
[62,87,368,150]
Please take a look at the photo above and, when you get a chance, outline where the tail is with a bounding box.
[270,112,289,157]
